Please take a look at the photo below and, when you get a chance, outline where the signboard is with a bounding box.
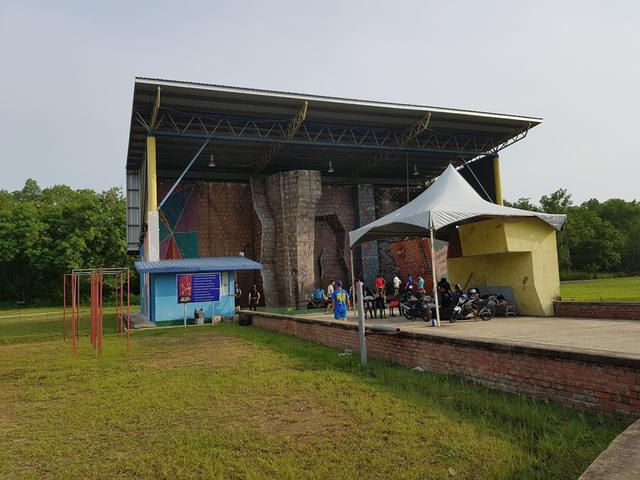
[177,273,220,303]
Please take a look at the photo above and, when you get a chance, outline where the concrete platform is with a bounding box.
[277,312,640,361]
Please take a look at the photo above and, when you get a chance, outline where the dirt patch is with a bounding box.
[140,332,262,370]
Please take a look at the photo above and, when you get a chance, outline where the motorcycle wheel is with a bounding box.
[480,306,495,321]
[421,309,432,323]
[401,305,416,321]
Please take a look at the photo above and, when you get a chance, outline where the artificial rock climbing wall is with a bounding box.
[265,170,322,308]
[157,171,439,308]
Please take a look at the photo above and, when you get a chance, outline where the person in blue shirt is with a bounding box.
[405,273,413,292]
[331,280,350,320]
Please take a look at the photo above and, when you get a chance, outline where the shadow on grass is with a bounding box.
[204,323,629,480]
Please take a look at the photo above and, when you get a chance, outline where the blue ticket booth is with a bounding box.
[134,256,263,324]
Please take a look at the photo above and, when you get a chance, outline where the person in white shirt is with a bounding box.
[325,280,335,314]
[392,273,401,296]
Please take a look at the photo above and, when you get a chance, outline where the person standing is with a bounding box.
[233,283,243,312]
[417,274,425,292]
[248,284,261,311]
[325,280,335,314]
[331,280,349,321]
[375,272,385,296]
[405,273,413,291]
[392,272,401,297]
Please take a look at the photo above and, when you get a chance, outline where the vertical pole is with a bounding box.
[349,248,356,316]
[183,303,187,328]
[127,269,131,351]
[493,155,503,205]
[120,272,124,336]
[98,271,103,354]
[429,227,441,326]
[76,275,81,335]
[63,275,67,341]
[71,272,76,356]
[357,280,367,366]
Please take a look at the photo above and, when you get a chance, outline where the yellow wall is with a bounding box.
[448,218,560,316]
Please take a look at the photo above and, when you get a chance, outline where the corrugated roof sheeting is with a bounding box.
[134,256,263,274]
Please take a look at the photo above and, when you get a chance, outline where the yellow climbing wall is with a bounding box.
[447,218,560,316]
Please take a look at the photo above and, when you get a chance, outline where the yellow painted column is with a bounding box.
[146,136,160,261]
[146,136,158,211]
[493,155,503,205]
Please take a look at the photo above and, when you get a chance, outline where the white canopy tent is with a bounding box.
[348,164,566,325]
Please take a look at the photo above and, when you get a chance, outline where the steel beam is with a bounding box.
[257,101,308,170]
[149,87,161,131]
[399,113,432,145]
[157,139,210,210]
[138,109,497,157]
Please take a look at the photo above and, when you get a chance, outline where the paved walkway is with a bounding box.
[284,311,640,360]
[580,419,640,479]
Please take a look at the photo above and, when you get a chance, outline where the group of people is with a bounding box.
[322,272,461,319]
[233,283,261,311]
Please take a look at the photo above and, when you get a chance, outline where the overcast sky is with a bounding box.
[1,0,638,204]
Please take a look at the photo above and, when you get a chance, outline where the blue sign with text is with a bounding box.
[177,273,221,303]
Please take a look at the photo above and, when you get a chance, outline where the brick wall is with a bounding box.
[315,185,356,287]
[250,313,640,418]
[554,302,640,321]
[197,182,258,308]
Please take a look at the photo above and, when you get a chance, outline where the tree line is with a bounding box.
[505,190,640,278]
[0,179,135,305]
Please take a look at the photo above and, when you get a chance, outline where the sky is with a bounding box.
[1,0,638,204]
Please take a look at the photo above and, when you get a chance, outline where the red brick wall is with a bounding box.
[250,313,640,418]
[554,302,640,321]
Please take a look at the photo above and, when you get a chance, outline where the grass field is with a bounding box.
[560,276,640,302]
[0,308,629,479]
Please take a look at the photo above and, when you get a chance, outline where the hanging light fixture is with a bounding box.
[208,153,216,168]
[328,160,334,173]
[413,164,419,176]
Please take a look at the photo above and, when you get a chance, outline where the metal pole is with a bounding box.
[183,303,187,328]
[158,139,210,210]
[429,227,441,326]
[357,280,367,366]
[63,275,67,341]
[127,269,131,351]
[349,248,356,317]
[71,272,76,356]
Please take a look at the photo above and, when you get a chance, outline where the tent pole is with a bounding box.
[357,280,367,365]
[349,248,356,317]
[430,227,441,326]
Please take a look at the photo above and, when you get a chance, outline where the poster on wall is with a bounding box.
[177,273,220,303]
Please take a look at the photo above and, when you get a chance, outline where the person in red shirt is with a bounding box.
[375,272,386,296]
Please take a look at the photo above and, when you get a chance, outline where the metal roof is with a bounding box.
[126,77,542,182]
[134,256,263,274]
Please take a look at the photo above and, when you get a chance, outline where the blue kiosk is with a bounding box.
[134,256,262,324]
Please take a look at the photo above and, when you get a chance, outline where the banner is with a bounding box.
[177,273,220,303]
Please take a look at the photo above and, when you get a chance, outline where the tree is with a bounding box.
[562,207,623,276]
[540,189,572,214]
[503,197,541,212]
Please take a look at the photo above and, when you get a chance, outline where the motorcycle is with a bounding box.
[451,290,497,322]
[398,290,432,322]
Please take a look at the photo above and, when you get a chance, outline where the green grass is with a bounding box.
[560,276,640,302]
[0,309,629,479]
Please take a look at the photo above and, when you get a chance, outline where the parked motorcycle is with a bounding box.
[451,289,496,322]
[398,290,432,322]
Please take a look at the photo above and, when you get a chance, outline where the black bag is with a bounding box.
[238,314,252,326]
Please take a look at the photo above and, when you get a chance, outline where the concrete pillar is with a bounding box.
[250,177,279,307]
[266,170,321,308]
[146,136,160,261]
